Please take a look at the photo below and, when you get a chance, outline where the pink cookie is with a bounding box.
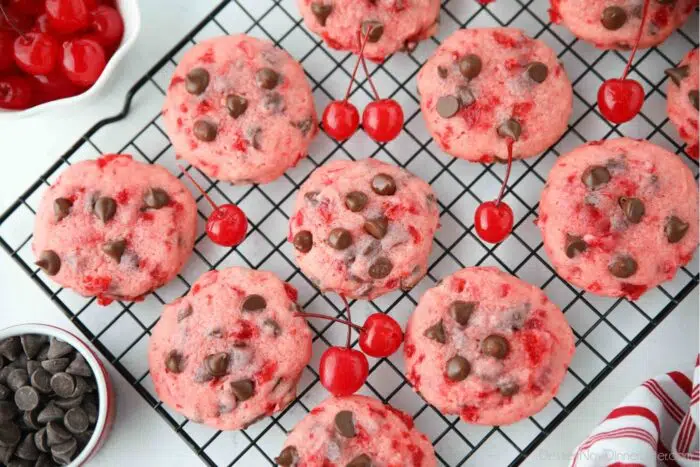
[148,267,312,430]
[297,0,440,61]
[403,267,575,426]
[32,154,197,303]
[417,28,573,163]
[666,48,699,160]
[538,138,699,300]
[162,34,318,184]
[550,0,696,49]
[275,395,437,466]
[289,159,439,300]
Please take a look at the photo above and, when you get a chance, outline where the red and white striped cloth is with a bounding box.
[570,355,699,467]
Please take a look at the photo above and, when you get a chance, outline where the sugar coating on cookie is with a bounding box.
[539,138,698,300]
[276,395,437,466]
[666,48,699,160]
[289,159,439,300]
[32,154,197,302]
[403,267,575,426]
[162,34,318,184]
[417,28,573,162]
[297,0,440,61]
[550,0,696,49]
[149,267,312,430]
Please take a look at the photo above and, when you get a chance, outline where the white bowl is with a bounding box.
[0,323,116,466]
[1,0,141,118]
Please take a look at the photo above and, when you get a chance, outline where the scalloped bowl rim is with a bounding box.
[0,0,142,119]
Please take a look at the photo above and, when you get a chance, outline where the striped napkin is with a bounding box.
[570,355,699,467]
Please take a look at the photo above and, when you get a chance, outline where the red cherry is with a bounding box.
[60,38,106,87]
[322,100,360,141]
[7,0,44,16]
[597,78,645,124]
[362,98,403,143]
[0,75,33,109]
[0,31,17,73]
[30,71,81,104]
[474,200,514,244]
[319,347,368,397]
[0,9,33,33]
[88,6,123,49]
[206,204,248,247]
[359,313,403,358]
[46,0,90,34]
[14,32,59,75]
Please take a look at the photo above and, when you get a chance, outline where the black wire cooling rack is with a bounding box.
[0,0,698,465]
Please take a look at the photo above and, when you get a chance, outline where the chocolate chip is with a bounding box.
[345,191,368,212]
[347,454,372,467]
[205,353,229,377]
[7,368,28,391]
[481,335,510,359]
[15,433,38,461]
[230,379,254,401]
[29,369,51,395]
[371,174,396,196]
[41,359,69,375]
[37,403,64,424]
[35,454,53,467]
[423,320,446,343]
[63,408,89,434]
[0,421,19,447]
[165,350,183,374]
[53,198,73,222]
[526,62,548,83]
[256,68,279,89]
[689,90,699,110]
[450,301,475,326]
[47,342,71,361]
[601,6,627,30]
[565,234,587,259]
[14,386,39,411]
[21,408,41,431]
[581,165,610,190]
[50,373,74,398]
[248,127,263,150]
[456,85,475,108]
[263,92,285,113]
[361,20,383,42]
[437,95,460,118]
[334,410,356,438]
[328,228,352,250]
[193,120,217,142]
[608,255,638,278]
[55,395,84,411]
[369,257,392,279]
[101,239,126,263]
[292,117,314,136]
[47,421,72,447]
[20,335,44,360]
[446,356,470,382]
[665,216,689,243]
[66,355,91,378]
[437,66,448,79]
[0,338,20,362]
[144,187,170,209]
[293,231,313,253]
[459,54,482,80]
[94,196,116,222]
[226,93,248,118]
[0,402,15,423]
[0,444,12,464]
[0,384,8,400]
[310,2,332,26]
[35,251,60,276]
[177,304,193,322]
[242,295,266,312]
[497,118,521,141]
[618,197,645,224]
[185,68,209,95]
[275,446,299,466]
[263,319,281,337]
[34,428,49,453]
[51,438,77,464]
[81,399,97,425]
[665,65,689,86]
[364,217,388,240]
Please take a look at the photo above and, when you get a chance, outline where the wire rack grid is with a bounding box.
[0,0,698,465]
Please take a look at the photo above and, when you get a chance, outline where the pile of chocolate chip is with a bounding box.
[0,335,100,466]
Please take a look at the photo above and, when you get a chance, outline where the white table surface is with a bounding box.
[0,1,697,465]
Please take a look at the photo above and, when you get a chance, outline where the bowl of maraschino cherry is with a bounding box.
[0,0,140,116]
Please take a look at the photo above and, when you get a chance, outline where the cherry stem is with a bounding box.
[622,0,650,80]
[177,164,218,211]
[359,43,381,101]
[294,312,363,332]
[0,4,26,40]
[340,295,352,348]
[495,138,514,206]
[343,28,372,101]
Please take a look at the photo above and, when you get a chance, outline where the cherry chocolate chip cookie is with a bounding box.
[666,48,699,160]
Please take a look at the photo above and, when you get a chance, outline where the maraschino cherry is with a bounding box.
[474,133,516,244]
[359,50,404,143]
[597,0,650,124]
[178,165,248,247]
